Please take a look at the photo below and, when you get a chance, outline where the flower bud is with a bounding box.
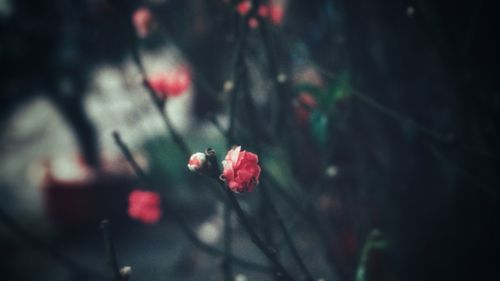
[120,266,132,281]
[187,152,209,173]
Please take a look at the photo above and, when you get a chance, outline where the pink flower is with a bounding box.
[236,0,252,16]
[269,3,284,26]
[148,67,191,98]
[128,190,162,224]
[187,152,208,173]
[248,17,259,29]
[132,7,155,38]
[258,5,269,18]
[221,146,261,193]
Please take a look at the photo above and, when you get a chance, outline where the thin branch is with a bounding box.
[129,45,191,159]
[260,183,315,281]
[222,203,233,281]
[223,183,295,281]
[311,61,454,142]
[257,14,290,134]
[205,150,296,281]
[112,131,270,273]
[0,207,106,280]
[112,131,148,181]
[314,61,500,160]
[100,220,122,281]
[263,173,344,280]
[227,21,249,144]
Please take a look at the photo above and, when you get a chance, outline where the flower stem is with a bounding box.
[0,207,105,279]
[260,183,315,281]
[205,150,295,281]
[112,132,270,273]
[223,185,295,281]
[222,203,233,281]
[100,220,123,281]
[130,45,191,159]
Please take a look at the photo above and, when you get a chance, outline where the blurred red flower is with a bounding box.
[236,0,252,16]
[258,5,269,17]
[128,190,162,224]
[132,7,155,38]
[221,146,261,193]
[148,67,191,98]
[248,17,259,29]
[269,3,284,26]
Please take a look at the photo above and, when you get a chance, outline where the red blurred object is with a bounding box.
[236,1,252,16]
[248,17,259,29]
[132,7,155,38]
[258,5,269,17]
[269,3,284,26]
[128,190,162,224]
[148,66,191,99]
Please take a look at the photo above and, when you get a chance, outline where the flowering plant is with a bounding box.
[220,146,261,193]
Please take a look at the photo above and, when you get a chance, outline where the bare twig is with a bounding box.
[222,203,233,281]
[100,220,122,281]
[112,132,270,273]
[223,183,295,281]
[205,150,295,281]
[260,183,315,281]
[129,45,191,159]
[0,207,107,280]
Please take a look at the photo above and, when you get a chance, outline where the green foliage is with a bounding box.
[293,72,351,146]
[356,229,390,281]
[309,110,329,146]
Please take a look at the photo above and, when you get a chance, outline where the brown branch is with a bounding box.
[112,132,270,273]
[205,149,296,281]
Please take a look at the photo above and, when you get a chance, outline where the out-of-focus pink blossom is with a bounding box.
[128,190,162,224]
[148,67,191,99]
[248,17,259,29]
[269,3,284,25]
[258,5,269,17]
[221,146,261,193]
[132,7,155,38]
[236,0,252,16]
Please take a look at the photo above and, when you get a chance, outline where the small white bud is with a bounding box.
[235,274,248,281]
[277,73,287,83]
[187,152,208,173]
[223,80,234,92]
[120,266,132,280]
[325,165,338,178]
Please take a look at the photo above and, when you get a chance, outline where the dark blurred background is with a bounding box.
[1,0,499,281]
